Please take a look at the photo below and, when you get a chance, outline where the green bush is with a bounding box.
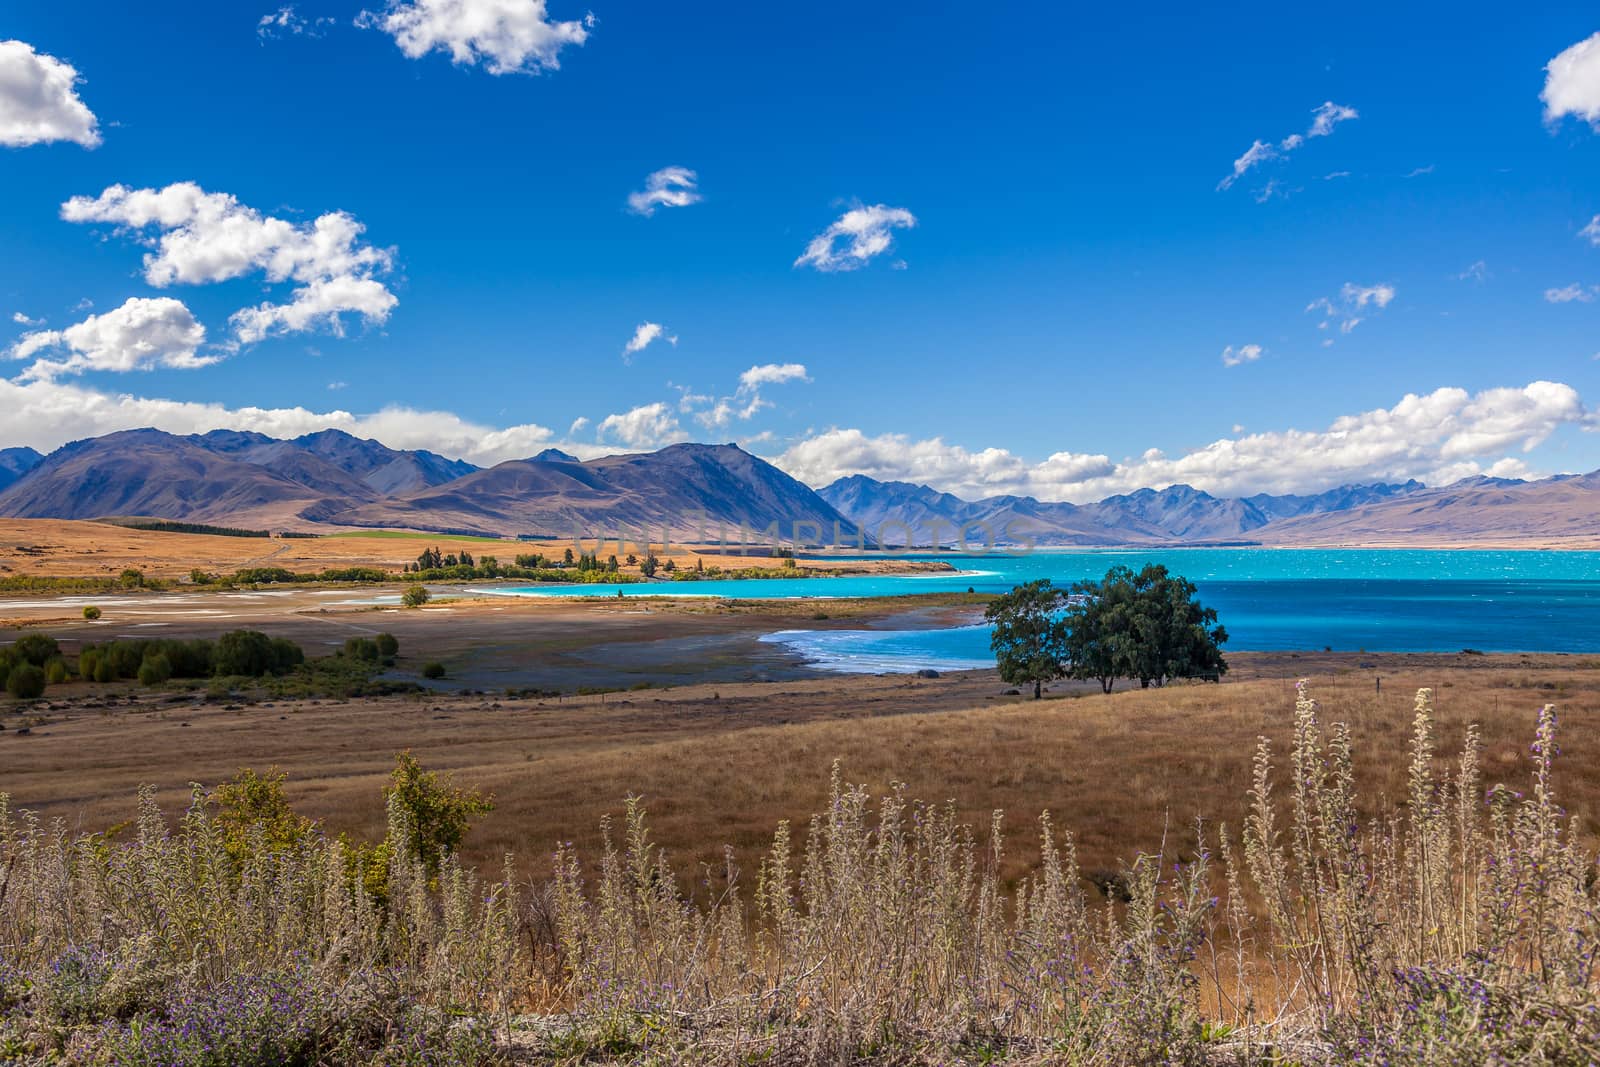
[421,662,446,680]
[44,659,69,685]
[137,654,172,687]
[82,605,102,621]
[376,632,399,658]
[402,585,431,608]
[343,637,381,662]
[13,634,60,667]
[214,630,302,677]
[6,663,46,700]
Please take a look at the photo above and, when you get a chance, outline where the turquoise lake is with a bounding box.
[486,548,1600,671]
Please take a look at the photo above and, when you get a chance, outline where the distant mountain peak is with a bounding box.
[529,448,579,463]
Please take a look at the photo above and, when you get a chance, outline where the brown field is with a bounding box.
[5,650,1597,891]
[0,516,948,582]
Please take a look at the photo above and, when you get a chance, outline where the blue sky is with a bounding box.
[4,1,1600,501]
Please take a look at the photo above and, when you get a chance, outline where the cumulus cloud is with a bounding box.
[621,321,675,361]
[357,0,590,75]
[776,382,1590,503]
[626,166,701,216]
[12,311,40,326]
[1220,343,1263,368]
[738,362,809,391]
[61,182,397,345]
[1307,282,1396,336]
[1219,100,1357,192]
[597,402,686,448]
[1543,31,1600,128]
[1544,283,1597,304]
[8,297,210,380]
[795,204,916,272]
[0,375,641,466]
[0,39,100,148]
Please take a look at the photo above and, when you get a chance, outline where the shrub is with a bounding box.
[421,661,446,680]
[213,631,302,678]
[375,632,399,658]
[12,633,60,667]
[384,752,493,874]
[44,659,69,685]
[5,664,45,700]
[118,568,145,589]
[402,584,431,608]
[137,654,172,687]
[82,605,101,621]
[343,637,381,662]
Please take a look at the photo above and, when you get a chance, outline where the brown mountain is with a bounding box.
[1255,472,1600,547]
[0,429,381,528]
[331,443,854,540]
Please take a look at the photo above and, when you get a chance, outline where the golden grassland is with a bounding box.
[4,652,1596,889]
[0,516,945,582]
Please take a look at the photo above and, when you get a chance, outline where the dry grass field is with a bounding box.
[5,651,1596,890]
[0,517,943,582]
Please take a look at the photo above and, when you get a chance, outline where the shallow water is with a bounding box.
[487,549,1600,668]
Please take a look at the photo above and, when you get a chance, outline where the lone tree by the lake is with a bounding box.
[987,565,1229,696]
[1064,563,1228,692]
[984,578,1070,698]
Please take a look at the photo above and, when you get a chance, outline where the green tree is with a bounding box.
[375,632,399,659]
[13,634,60,667]
[402,584,431,608]
[82,605,102,621]
[640,553,659,578]
[1064,565,1228,691]
[6,663,46,700]
[384,752,493,874]
[984,579,1070,699]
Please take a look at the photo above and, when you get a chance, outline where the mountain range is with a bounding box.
[0,428,1596,547]
[0,429,850,541]
[814,475,1433,546]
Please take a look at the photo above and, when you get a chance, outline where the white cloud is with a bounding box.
[0,39,100,148]
[1404,164,1435,178]
[61,182,397,345]
[258,6,335,39]
[686,362,810,430]
[626,166,701,216]
[1580,216,1600,245]
[357,0,590,75]
[1544,283,1597,304]
[621,321,676,361]
[776,382,1590,502]
[1219,100,1357,192]
[1543,31,1600,128]
[8,297,210,380]
[1307,282,1395,336]
[0,376,618,466]
[597,402,686,448]
[1342,282,1395,309]
[327,380,347,390]
[568,415,589,435]
[737,362,809,391]
[795,204,916,272]
[11,312,39,326]
[1220,343,1263,368]
[1457,260,1489,283]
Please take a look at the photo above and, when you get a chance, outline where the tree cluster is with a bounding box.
[984,565,1228,698]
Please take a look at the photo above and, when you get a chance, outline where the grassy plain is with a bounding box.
[5,649,1595,891]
